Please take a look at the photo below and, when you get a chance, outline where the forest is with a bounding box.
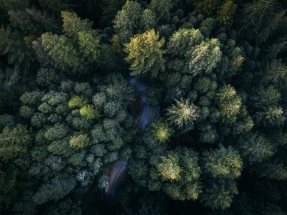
[1,0,287,214]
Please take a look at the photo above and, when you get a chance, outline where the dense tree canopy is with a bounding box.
[1,0,287,214]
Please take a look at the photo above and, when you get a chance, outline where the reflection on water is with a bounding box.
[129,77,160,130]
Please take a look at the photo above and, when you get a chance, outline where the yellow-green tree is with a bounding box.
[79,105,101,120]
[39,11,100,73]
[193,0,237,29]
[0,124,31,162]
[69,133,91,148]
[150,119,174,143]
[203,144,243,179]
[186,38,222,76]
[149,148,202,200]
[166,98,198,128]
[215,85,242,125]
[124,28,166,78]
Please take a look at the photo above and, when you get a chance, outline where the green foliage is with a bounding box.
[44,124,68,141]
[254,106,286,127]
[61,11,93,40]
[194,0,238,29]
[99,0,126,27]
[167,28,204,57]
[39,11,100,72]
[148,0,173,23]
[113,0,143,43]
[36,68,60,87]
[124,28,166,78]
[150,119,174,143]
[194,77,211,94]
[147,86,164,106]
[38,102,53,114]
[31,112,47,128]
[140,9,156,31]
[68,96,88,109]
[166,98,198,128]
[232,107,254,135]
[69,133,91,148]
[33,174,76,205]
[0,114,15,129]
[238,132,275,164]
[79,105,101,120]
[263,58,287,86]
[0,124,31,162]
[200,178,238,209]
[38,0,68,14]
[203,144,243,179]
[77,31,100,62]
[216,0,237,29]
[251,161,287,181]
[215,85,242,124]
[19,105,33,118]
[236,0,278,41]
[251,85,281,108]
[186,38,222,76]
[41,32,79,71]
[0,163,18,210]
[0,26,32,65]
[152,148,202,200]
[20,91,45,106]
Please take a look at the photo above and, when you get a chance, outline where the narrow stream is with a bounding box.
[104,77,160,214]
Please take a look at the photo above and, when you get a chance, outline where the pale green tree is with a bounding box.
[250,85,281,108]
[203,144,243,179]
[68,96,88,109]
[113,0,143,43]
[79,105,101,120]
[237,132,275,164]
[150,119,174,143]
[254,106,286,127]
[263,58,287,86]
[185,38,222,76]
[77,31,100,63]
[167,28,204,57]
[61,11,94,40]
[140,9,156,31]
[0,124,31,162]
[124,28,166,78]
[69,133,91,148]
[215,85,242,124]
[41,32,79,71]
[166,98,198,128]
[150,148,202,200]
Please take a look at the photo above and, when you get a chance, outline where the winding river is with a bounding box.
[104,77,160,213]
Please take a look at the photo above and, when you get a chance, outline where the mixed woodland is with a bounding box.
[1,0,287,214]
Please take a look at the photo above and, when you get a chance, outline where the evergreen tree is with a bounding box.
[148,0,173,24]
[166,98,199,129]
[203,144,243,179]
[150,119,174,143]
[124,28,166,78]
[113,0,143,44]
[185,38,222,76]
[200,178,238,209]
[0,124,31,162]
[237,132,275,164]
[215,85,242,125]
